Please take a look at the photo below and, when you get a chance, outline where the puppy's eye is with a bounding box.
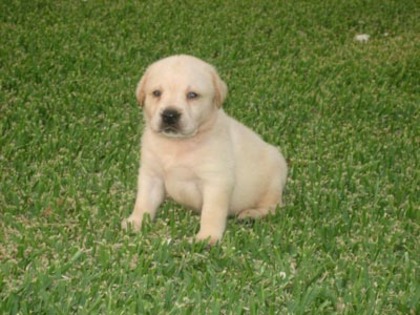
[152,90,162,97]
[187,91,199,100]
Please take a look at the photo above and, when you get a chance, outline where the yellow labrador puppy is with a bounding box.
[122,55,287,244]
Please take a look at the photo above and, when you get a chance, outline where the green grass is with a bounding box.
[1,0,419,314]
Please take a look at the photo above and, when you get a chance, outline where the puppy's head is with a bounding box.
[136,55,227,138]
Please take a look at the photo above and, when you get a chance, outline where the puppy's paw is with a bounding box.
[194,231,222,246]
[237,207,272,220]
[121,216,142,232]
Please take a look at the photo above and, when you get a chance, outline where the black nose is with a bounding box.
[161,108,181,125]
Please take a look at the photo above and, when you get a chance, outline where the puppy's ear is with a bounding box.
[212,71,228,108]
[135,71,148,106]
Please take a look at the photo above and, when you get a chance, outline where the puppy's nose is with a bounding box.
[161,108,181,125]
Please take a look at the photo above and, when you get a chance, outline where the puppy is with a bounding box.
[122,55,287,244]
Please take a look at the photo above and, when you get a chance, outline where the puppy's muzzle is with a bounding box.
[161,108,181,133]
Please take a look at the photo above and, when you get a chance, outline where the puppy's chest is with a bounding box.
[159,149,198,173]
[162,153,200,188]
[158,151,203,210]
[153,139,203,172]
[163,165,202,210]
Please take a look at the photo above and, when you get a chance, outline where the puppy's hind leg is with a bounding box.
[237,186,284,220]
[237,206,275,220]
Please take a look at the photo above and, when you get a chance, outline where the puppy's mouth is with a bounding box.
[161,125,180,134]
[158,124,197,138]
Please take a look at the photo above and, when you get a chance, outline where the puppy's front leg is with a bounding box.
[196,183,232,245]
[122,168,165,232]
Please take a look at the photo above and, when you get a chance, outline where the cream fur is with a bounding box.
[122,55,287,244]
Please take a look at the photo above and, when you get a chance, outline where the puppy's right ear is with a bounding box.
[212,71,228,108]
[135,71,148,106]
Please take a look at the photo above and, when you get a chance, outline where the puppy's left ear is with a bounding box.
[135,71,148,107]
[212,71,228,108]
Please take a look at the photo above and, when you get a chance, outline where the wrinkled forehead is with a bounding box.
[146,58,214,91]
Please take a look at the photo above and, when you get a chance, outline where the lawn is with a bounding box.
[0,0,419,314]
